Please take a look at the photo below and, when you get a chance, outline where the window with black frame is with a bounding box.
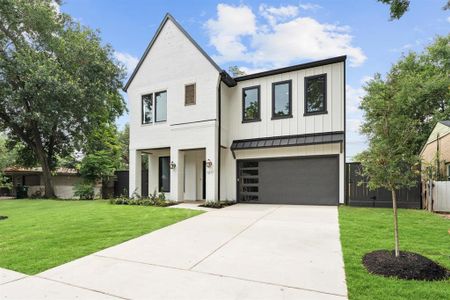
[242,86,260,122]
[272,80,292,119]
[305,74,327,115]
[159,156,170,192]
[142,94,153,124]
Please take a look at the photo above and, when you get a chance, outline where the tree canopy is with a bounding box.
[0,0,126,197]
[377,0,449,19]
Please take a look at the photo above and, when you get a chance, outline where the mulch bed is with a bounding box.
[0,216,8,221]
[363,250,449,281]
[199,201,235,209]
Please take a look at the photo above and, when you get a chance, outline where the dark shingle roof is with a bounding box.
[439,121,450,127]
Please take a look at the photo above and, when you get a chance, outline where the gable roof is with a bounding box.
[123,13,234,91]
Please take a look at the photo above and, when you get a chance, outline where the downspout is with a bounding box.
[217,79,222,203]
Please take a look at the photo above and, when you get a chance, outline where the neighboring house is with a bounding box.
[3,167,102,199]
[125,14,346,205]
[420,121,450,180]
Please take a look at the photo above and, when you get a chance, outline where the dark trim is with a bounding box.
[123,13,235,91]
[271,80,292,119]
[220,71,237,87]
[242,85,261,123]
[231,131,344,151]
[217,81,222,202]
[236,154,340,204]
[154,90,167,123]
[170,118,216,126]
[304,74,327,116]
[158,156,170,193]
[343,59,347,204]
[234,56,347,82]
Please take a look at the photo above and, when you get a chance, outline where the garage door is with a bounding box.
[237,156,339,205]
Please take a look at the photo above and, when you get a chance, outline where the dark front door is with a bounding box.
[238,156,339,205]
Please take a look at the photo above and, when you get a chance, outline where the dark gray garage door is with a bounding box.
[238,156,339,205]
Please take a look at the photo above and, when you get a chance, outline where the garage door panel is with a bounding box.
[238,156,338,205]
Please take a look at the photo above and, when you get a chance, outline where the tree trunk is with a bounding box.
[35,145,55,198]
[391,189,400,257]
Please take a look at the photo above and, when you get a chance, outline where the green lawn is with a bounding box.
[339,206,450,300]
[0,199,203,274]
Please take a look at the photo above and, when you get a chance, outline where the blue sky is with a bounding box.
[60,0,449,161]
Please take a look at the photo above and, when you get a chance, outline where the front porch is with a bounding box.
[129,146,218,202]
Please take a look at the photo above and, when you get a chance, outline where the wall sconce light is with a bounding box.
[206,159,213,168]
[170,161,176,169]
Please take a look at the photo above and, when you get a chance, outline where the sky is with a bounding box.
[59,0,449,161]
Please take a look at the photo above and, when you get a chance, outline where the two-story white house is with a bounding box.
[125,14,346,205]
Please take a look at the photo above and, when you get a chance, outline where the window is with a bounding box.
[185,84,196,105]
[305,74,327,115]
[159,156,170,192]
[142,94,153,124]
[155,91,167,122]
[272,80,292,119]
[446,163,450,180]
[242,86,260,122]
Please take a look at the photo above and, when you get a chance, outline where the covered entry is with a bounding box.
[237,156,339,205]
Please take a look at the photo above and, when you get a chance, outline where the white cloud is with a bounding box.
[50,0,60,14]
[205,4,256,62]
[447,16,450,23]
[205,3,366,68]
[347,118,362,133]
[114,51,139,75]
[298,3,322,11]
[346,83,366,113]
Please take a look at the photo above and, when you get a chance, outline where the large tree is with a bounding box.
[0,0,126,197]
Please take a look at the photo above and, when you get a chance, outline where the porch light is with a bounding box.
[170,161,176,169]
[206,159,213,168]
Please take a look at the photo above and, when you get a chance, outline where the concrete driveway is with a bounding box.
[0,204,347,299]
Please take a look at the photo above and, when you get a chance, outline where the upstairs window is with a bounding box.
[305,74,327,115]
[272,80,292,119]
[142,94,153,124]
[155,91,167,122]
[242,86,260,122]
[185,83,196,105]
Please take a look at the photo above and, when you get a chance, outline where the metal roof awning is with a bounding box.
[230,131,344,157]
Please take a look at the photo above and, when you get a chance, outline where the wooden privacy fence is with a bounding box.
[346,163,422,208]
[423,181,450,212]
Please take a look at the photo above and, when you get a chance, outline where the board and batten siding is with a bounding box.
[224,62,344,141]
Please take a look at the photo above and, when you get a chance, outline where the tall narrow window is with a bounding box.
[305,74,327,115]
[159,156,170,192]
[185,84,196,105]
[142,94,153,124]
[242,86,260,122]
[155,91,167,122]
[272,80,292,119]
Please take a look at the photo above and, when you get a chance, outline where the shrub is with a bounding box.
[73,182,95,200]
[110,190,175,207]
[200,200,235,209]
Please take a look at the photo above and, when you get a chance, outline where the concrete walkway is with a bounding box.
[0,204,347,299]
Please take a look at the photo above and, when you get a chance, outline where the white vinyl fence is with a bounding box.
[431,181,450,212]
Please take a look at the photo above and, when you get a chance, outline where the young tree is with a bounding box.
[228,65,246,77]
[0,0,125,197]
[356,74,420,257]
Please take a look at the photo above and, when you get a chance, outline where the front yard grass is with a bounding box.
[339,206,449,300]
[0,199,202,274]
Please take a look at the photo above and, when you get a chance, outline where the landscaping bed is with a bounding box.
[0,199,202,274]
[339,206,450,300]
